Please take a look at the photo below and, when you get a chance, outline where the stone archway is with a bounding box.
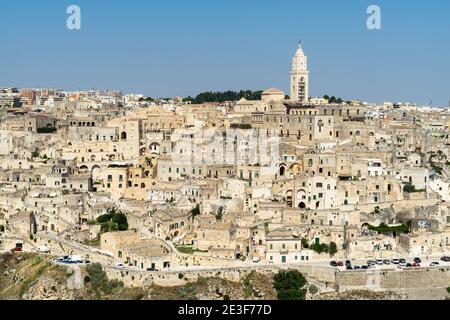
[92,165,101,180]
[280,165,286,177]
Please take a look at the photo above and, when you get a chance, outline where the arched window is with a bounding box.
[121,132,127,140]
[317,120,324,133]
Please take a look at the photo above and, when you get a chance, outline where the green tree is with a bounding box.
[369,223,409,235]
[310,243,329,254]
[329,242,337,256]
[273,270,307,300]
[37,127,57,134]
[189,90,263,104]
[301,238,309,249]
[403,184,416,193]
[431,163,443,175]
[95,208,128,233]
[216,207,224,221]
[191,204,201,217]
[86,263,124,297]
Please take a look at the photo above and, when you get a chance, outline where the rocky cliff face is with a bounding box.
[0,252,74,300]
[23,276,75,300]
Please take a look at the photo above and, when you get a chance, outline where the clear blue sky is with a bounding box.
[1,0,449,105]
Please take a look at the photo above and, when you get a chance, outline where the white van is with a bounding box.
[37,245,50,254]
[67,255,83,263]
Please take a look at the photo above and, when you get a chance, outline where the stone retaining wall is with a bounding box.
[336,267,450,292]
[104,264,337,288]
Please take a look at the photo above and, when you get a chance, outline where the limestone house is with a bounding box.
[429,178,450,201]
[396,205,449,231]
[234,97,265,114]
[153,207,192,241]
[256,201,285,223]
[24,114,56,133]
[105,118,141,160]
[397,167,429,191]
[44,164,92,192]
[250,223,267,258]
[98,163,130,200]
[261,88,285,103]
[265,228,309,264]
[8,211,32,238]
[407,152,422,167]
[347,234,398,259]
[287,208,360,229]
[66,118,117,143]
[195,222,235,253]
[398,229,450,256]
[100,230,141,256]
[156,156,205,182]
[193,214,216,230]
[302,225,345,250]
[119,238,173,270]
[23,190,86,233]
[147,181,183,204]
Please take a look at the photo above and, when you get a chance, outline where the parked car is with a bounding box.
[414,258,422,264]
[391,259,400,264]
[440,256,450,262]
[383,259,391,265]
[116,263,126,269]
[361,266,368,270]
[367,260,376,266]
[375,259,383,265]
[354,266,361,270]
[412,262,420,267]
[337,261,344,267]
[430,262,440,267]
[405,263,412,268]
[53,257,64,263]
[399,258,407,264]
[346,266,353,270]
[330,261,338,267]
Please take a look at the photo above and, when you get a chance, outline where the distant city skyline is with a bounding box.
[1,0,449,106]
